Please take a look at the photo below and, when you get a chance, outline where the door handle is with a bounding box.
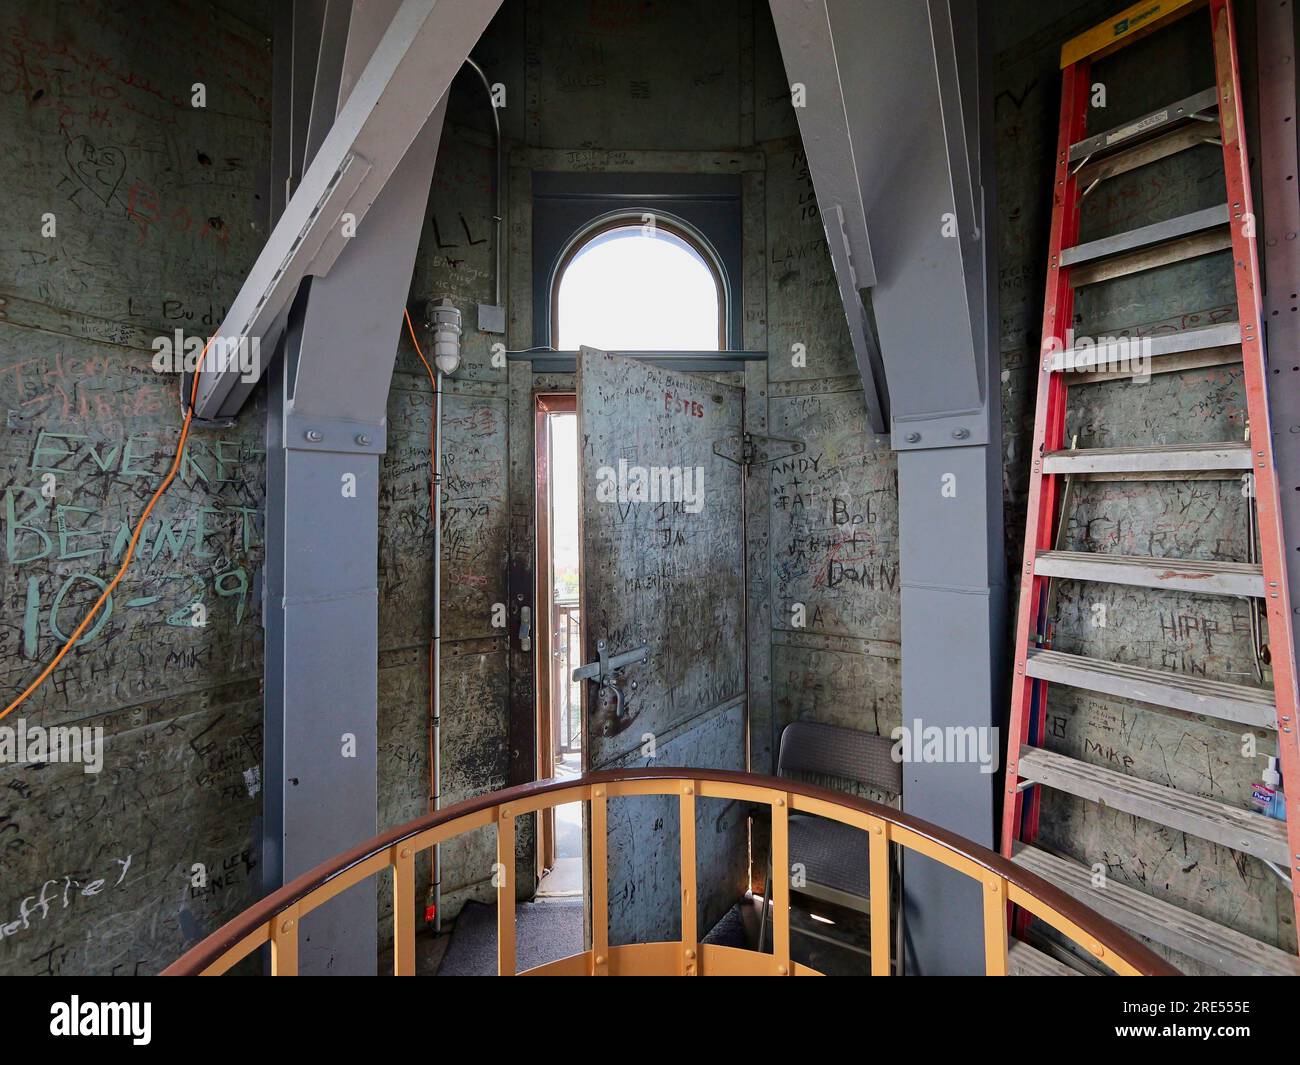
[519,605,531,651]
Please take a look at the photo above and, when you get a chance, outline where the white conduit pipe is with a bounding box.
[429,298,461,934]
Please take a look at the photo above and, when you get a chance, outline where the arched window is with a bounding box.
[551,220,725,351]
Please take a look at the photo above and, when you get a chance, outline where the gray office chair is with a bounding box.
[758,721,906,972]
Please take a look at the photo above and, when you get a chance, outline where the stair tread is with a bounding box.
[1016,746,1290,865]
[1008,939,1084,976]
[1035,551,1265,597]
[1025,648,1276,729]
[1043,442,1252,474]
[1012,845,1300,976]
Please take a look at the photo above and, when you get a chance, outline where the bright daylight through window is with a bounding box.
[553,224,722,351]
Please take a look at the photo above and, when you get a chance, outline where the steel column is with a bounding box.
[264,96,447,975]
[770,0,1003,973]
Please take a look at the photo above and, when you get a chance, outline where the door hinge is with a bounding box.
[713,432,806,466]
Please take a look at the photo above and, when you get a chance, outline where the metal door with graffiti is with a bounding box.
[575,347,749,945]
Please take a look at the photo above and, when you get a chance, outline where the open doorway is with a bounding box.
[535,394,583,896]
[531,215,731,905]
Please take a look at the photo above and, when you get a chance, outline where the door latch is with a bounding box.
[573,640,648,716]
[712,432,805,466]
[519,605,531,652]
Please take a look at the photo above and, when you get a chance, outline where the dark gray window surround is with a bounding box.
[531,171,743,350]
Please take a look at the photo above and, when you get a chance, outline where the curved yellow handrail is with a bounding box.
[163,768,1178,976]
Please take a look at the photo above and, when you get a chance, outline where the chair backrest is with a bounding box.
[777,720,902,796]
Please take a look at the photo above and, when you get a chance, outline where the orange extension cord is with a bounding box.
[1,340,212,723]
[9,316,441,910]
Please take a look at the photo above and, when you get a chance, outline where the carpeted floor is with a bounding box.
[701,902,749,948]
[437,897,585,975]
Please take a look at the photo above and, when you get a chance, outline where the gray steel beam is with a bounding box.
[304,0,356,171]
[771,0,992,449]
[194,0,504,422]
[264,96,449,976]
[291,0,328,196]
[259,0,458,975]
[338,0,404,111]
[270,3,296,224]
[765,2,887,433]
[771,0,1004,973]
[896,440,1005,974]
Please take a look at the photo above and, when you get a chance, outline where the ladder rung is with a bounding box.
[1015,746,1291,865]
[1069,88,1219,162]
[1008,939,1083,976]
[1046,322,1242,373]
[1025,648,1277,730]
[1034,551,1265,597]
[1065,346,1243,385]
[1060,204,1230,268]
[1012,845,1300,976]
[1041,443,1252,476]
[1069,228,1232,288]
[1077,124,1218,188]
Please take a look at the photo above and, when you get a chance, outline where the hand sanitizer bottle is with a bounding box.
[1252,757,1287,822]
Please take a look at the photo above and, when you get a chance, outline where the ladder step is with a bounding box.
[1069,229,1232,288]
[1045,322,1241,373]
[1034,550,1265,597]
[1069,88,1220,162]
[1041,443,1252,476]
[1077,125,1218,188]
[1025,649,1277,730]
[1008,939,1084,976]
[1015,746,1290,866]
[1012,845,1300,976]
[1059,204,1230,268]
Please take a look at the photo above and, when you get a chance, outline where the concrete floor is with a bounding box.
[536,752,584,897]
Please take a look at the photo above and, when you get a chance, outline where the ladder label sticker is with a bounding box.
[1106,109,1169,146]
[1112,4,1162,39]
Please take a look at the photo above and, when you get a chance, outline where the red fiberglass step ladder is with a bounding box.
[1000,0,1300,976]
